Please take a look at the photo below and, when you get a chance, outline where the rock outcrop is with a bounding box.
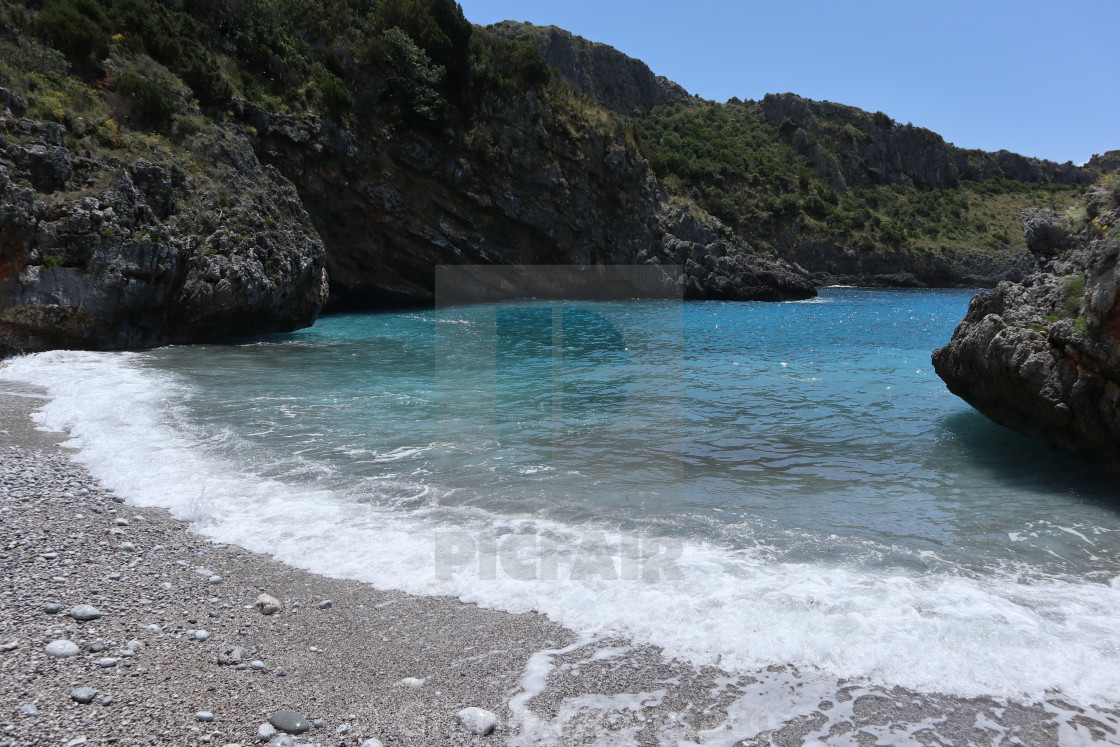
[489,21,695,116]
[756,93,1090,192]
[932,177,1120,474]
[0,106,328,356]
[235,91,814,310]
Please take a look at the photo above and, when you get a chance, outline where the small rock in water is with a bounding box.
[19,704,37,716]
[455,707,499,736]
[196,711,214,722]
[194,630,211,641]
[44,640,80,658]
[95,657,118,668]
[268,710,311,735]
[209,575,223,584]
[317,600,332,610]
[400,677,425,689]
[43,603,63,615]
[257,722,277,741]
[69,605,103,621]
[254,594,282,615]
[70,687,98,704]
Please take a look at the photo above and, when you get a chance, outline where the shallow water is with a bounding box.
[4,287,1119,705]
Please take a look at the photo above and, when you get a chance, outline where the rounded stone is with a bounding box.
[360,740,383,747]
[400,677,424,689]
[208,575,222,584]
[269,710,311,735]
[456,707,499,736]
[43,603,63,615]
[317,600,332,609]
[95,657,118,668]
[194,630,211,641]
[254,593,282,615]
[44,640,80,658]
[257,722,277,741]
[70,687,98,704]
[69,604,103,621]
[196,711,214,722]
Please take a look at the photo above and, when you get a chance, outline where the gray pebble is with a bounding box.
[100,695,113,706]
[18,704,37,716]
[127,640,143,650]
[255,593,282,615]
[257,722,277,740]
[208,575,223,584]
[95,657,118,668]
[196,711,214,722]
[269,709,311,734]
[194,630,211,641]
[89,640,107,653]
[113,518,128,526]
[70,687,98,704]
[143,624,161,634]
[312,718,325,728]
[317,600,332,610]
[267,737,296,747]
[1,641,19,652]
[119,542,136,552]
[43,603,63,614]
[359,740,383,747]
[250,660,267,671]
[44,640,79,658]
[69,604,103,621]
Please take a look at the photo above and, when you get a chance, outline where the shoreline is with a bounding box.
[2,388,1119,745]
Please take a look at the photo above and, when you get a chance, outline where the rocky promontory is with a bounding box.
[933,175,1120,474]
[0,94,328,357]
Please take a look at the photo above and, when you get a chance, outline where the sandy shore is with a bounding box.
[2,386,1119,746]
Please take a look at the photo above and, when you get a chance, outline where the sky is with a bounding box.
[457,0,1118,165]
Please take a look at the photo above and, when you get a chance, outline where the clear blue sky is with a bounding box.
[458,0,1118,165]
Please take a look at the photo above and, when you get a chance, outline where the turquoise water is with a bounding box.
[4,287,1119,703]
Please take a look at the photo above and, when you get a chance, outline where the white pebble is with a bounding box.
[250,660,267,670]
[400,677,425,689]
[44,640,79,658]
[143,624,161,634]
[197,711,214,722]
[257,722,277,740]
[209,575,223,584]
[194,630,211,641]
[119,542,136,552]
[127,639,144,650]
[456,707,499,736]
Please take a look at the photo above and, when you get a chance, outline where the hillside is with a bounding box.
[0,0,1112,354]
[495,22,1101,287]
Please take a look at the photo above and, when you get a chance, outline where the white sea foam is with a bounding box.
[3,350,1120,709]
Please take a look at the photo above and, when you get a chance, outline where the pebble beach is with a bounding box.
[2,384,1119,746]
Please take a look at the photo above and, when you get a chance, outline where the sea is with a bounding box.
[3,286,1118,712]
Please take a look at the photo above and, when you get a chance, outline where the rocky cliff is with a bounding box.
[235,89,813,311]
[756,93,1091,192]
[0,92,327,356]
[488,21,695,116]
[932,175,1120,474]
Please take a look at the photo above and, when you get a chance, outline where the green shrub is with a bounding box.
[38,0,109,61]
[110,70,176,129]
[1062,274,1086,317]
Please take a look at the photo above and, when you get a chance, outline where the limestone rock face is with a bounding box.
[0,109,328,356]
[235,94,814,310]
[489,21,695,116]
[932,181,1120,474]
